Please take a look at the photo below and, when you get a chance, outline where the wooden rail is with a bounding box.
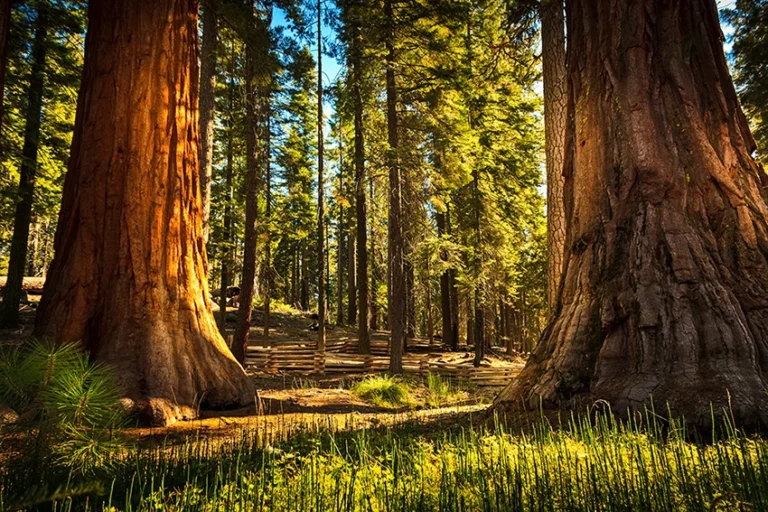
[245,343,523,387]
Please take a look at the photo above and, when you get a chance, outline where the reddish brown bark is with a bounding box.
[35,0,253,426]
[496,0,768,427]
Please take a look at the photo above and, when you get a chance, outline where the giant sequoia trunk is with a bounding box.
[496,0,768,426]
[0,3,48,328]
[35,0,254,426]
[541,0,567,313]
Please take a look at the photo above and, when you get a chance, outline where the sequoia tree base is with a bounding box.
[494,0,768,430]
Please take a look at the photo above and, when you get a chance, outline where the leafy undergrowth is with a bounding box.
[2,408,768,511]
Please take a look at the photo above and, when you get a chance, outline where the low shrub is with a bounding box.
[352,375,412,407]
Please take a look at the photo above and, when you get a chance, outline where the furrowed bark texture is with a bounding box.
[496,0,768,426]
[35,0,254,426]
[542,0,567,313]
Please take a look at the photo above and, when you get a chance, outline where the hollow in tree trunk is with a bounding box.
[34,0,254,426]
[496,0,768,427]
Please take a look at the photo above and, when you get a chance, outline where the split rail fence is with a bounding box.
[240,337,522,387]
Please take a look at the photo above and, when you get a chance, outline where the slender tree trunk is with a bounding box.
[336,144,345,326]
[369,176,378,332]
[496,0,768,427]
[291,245,298,306]
[405,258,416,342]
[497,299,505,347]
[467,16,484,367]
[219,43,235,331]
[436,211,453,349]
[232,15,265,364]
[426,263,434,345]
[354,27,369,352]
[35,0,253,426]
[264,108,272,338]
[542,0,567,313]
[199,4,217,244]
[466,299,474,349]
[27,222,38,277]
[506,302,517,355]
[385,0,405,374]
[0,4,48,328]
[316,0,326,352]
[348,221,357,325]
[0,0,12,143]
[301,246,309,310]
[447,206,459,350]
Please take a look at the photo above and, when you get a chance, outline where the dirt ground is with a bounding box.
[0,304,520,445]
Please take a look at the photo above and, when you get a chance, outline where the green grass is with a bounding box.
[3,407,768,511]
[424,372,467,407]
[351,375,412,407]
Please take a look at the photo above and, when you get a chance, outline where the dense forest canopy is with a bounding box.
[0,0,765,427]
[3,1,768,510]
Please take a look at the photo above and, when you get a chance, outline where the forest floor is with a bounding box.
[7,304,767,511]
[0,303,517,446]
